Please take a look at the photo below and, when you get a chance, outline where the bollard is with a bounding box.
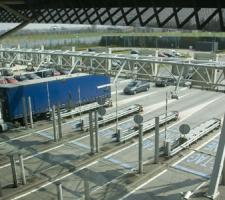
[83,170,90,200]
[22,97,28,129]
[94,110,99,153]
[9,154,18,188]
[56,182,63,200]
[165,141,171,157]
[28,96,34,129]
[116,129,121,142]
[89,111,95,155]
[57,105,62,140]
[138,124,143,174]
[154,117,160,164]
[52,105,58,142]
[18,154,26,185]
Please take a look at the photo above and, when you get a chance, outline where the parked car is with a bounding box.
[124,80,150,95]
[5,77,18,84]
[36,69,53,78]
[155,78,168,87]
[25,73,41,80]
[58,69,70,75]
[0,78,7,84]
[130,50,139,55]
[52,70,61,76]
[155,77,177,87]
[14,75,29,81]
[0,69,13,76]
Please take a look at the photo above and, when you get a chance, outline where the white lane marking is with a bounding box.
[178,95,223,119]
[2,90,220,170]
[118,169,167,200]
[118,91,160,106]
[171,132,220,167]
[0,133,33,145]
[105,94,222,159]
[0,144,65,169]
[143,92,191,113]
[11,161,98,200]
[173,165,210,179]
[10,98,221,199]
[119,132,220,200]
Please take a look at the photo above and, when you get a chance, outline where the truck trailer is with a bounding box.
[0,73,111,130]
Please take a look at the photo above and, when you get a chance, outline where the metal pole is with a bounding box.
[57,104,62,140]
[9,154,18,188]
[207,114,225,199]
[52,105,58,142]
[18,154,26,185]
[94,110,99,153]
[89,111,94,154]
[116,81,118,134]
[84,170,90,200]
[56,182,63,200]
[222,159,225,185]
[165,141,171,157]
[22,97,28,129]
[28,96,34,129]
[154,116,160,164]
[78,87,82,123]
[165,92,168,142]
[139,123,143,174]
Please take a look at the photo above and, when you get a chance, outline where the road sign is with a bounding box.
[179,124,190,135]
[97,97,105,105]
[134,114,143,125]
[98,107,106,116]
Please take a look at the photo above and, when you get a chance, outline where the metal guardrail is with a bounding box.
[116,111,179,142]
[79,104,143,131]
[167,118,221,157]
[51,100,112,120]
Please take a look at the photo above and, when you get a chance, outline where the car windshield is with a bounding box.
[128,81,137,87]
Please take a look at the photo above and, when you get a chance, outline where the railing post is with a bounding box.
[94,110,99,153]
[154,116,160,164]
[52,105,58,142]
[138,123,143,174]
[18,154,26,185]
[57,104,62,140]
[89,111,95,155]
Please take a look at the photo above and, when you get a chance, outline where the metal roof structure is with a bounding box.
[1,47,225,69]
[0,0,225,40]
[1,47,225,90]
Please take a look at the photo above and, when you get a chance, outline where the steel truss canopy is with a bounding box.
[0,0,225,31]
[1,47,225,69]
[1,47,225,91]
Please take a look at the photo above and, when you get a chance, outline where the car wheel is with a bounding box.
[133,90,136,95]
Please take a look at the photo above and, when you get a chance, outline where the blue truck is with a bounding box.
[0,73,111,130]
